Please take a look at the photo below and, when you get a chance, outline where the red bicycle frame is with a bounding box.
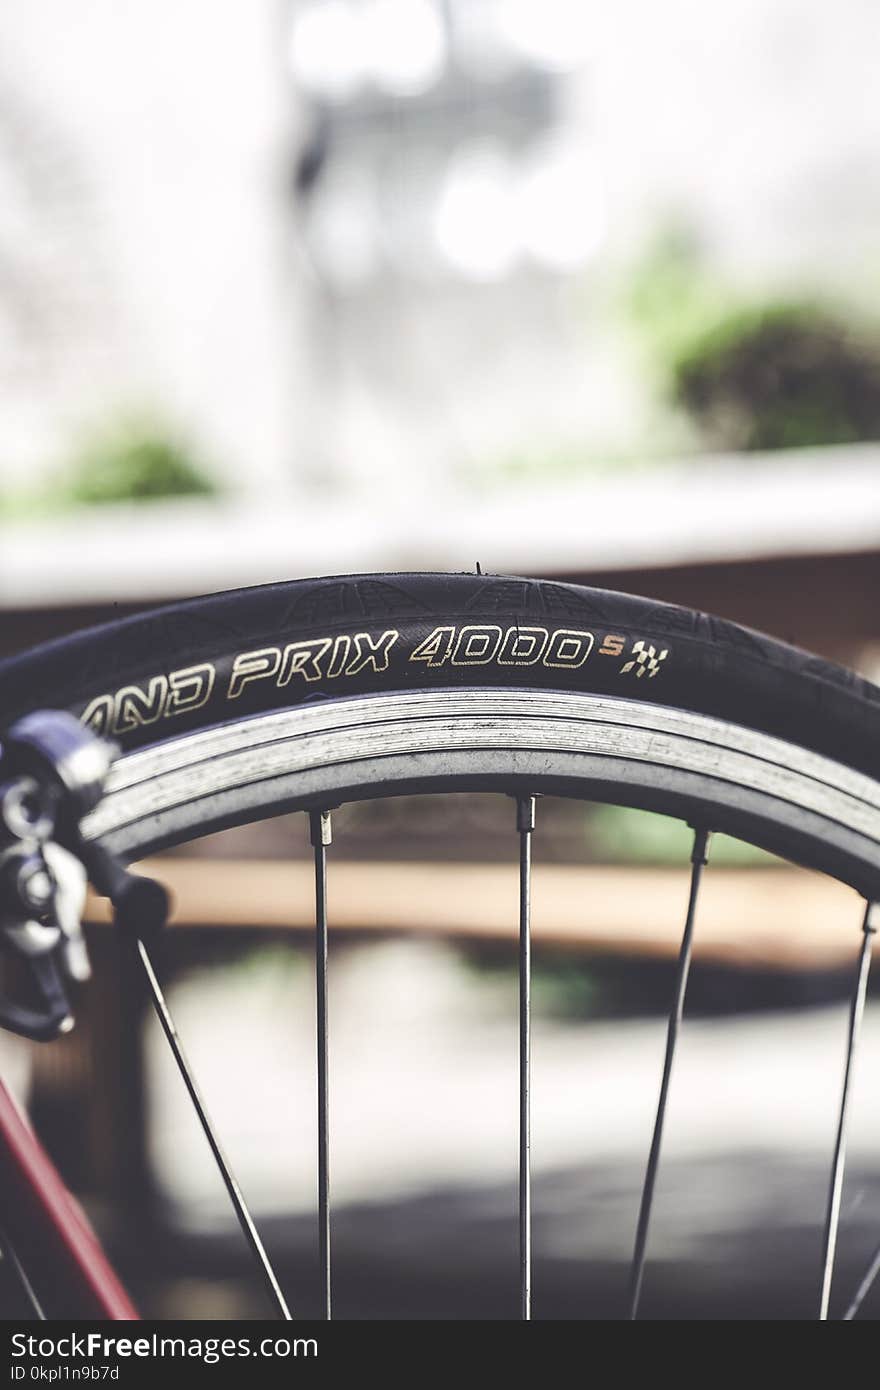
[0,1076,136,1319]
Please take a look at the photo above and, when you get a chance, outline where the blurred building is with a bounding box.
[3,0,880,506]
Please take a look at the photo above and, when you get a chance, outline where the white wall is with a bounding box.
[597,0,880,281]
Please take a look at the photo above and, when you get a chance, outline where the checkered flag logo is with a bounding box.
[620,640,668,678]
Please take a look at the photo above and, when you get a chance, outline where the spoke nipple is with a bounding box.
[689,826,712,865]
[517,796,536,834]
[310,809,332,847]
[114,874,171,946]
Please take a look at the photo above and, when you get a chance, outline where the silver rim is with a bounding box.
[83,687,880,895]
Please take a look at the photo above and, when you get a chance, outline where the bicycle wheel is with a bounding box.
[1,572,879,1320]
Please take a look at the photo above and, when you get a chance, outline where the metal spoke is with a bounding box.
[311,809,332,1321]
[136,939,292,1320]
[818,900,877,1320]
[843,1236,880,1320]
[629,825,711,1319]
[517,795,535,1321]
[0,1223,45,1319]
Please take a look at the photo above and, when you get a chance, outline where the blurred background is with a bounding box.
[2,0,880,1319]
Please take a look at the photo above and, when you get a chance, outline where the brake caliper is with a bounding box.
[0,712,115,1041]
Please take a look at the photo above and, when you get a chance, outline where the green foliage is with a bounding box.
[625,231,880,453]
[587,805,776,866]
[63,421,216,505]
[458,945,602,1022]
[671,301,880,452]
[0,489,43,520]
[0,418,218,519]
[624,228,733,365]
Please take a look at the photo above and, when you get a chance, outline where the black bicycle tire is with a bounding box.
[1,572,878,779]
